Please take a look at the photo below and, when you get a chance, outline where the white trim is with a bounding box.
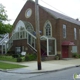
[34,38,36,48]
[40,35,57,56]
[26,30,36,39]
[5,43,7,54]
[47,38,49,56]
[27,33,37,52]
[44,20,52,37]
[26,22,34,31]
[63,24,66,38]
[2,43,3,54]
[74,28,77,40]
[13,20,26,34]
[55,39,57,55]
[48,39,56,56]
[27,43,37,52]
[13,20,35,40]
[40,35,55,40]
[25,8,32,18]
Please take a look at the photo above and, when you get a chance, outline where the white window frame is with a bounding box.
[27,33,37,51]
[13,21,34,40]
[44,20,52,37]
[40,36,57,56]
[72,46,77,53]
[63,24,66,38]
[74,28,77,40]
[26,22,34,32]
[79,29,80,40]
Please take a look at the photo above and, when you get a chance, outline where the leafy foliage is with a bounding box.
[17,57,22,62]
[0,4,8,22]
[25,53,37,61]
[72,53,80,58]
[0,4,13,34]
[0,23,13,34]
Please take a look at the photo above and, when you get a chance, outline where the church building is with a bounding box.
[7,0,80,60]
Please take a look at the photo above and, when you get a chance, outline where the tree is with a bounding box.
[0,3,12,34]
[0,23,13,34]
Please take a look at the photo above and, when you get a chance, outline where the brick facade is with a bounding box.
[10,1,80,59]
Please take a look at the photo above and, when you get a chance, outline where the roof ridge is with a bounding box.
[40,6,80,25]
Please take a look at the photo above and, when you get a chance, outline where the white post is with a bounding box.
[2,43,3,54]
[19,31,20,39]
[47,38,49,56]
[5,43,7,54]
[55,39,57,55]
[24,31,26,39]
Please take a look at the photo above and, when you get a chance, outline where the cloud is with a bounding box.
[0,0,26,24]
[39,0,80,19]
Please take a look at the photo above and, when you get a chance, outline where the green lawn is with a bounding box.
[0,62,27,69]
[0,56,17,62]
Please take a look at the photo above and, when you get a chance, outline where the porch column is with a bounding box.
[5,43,7,54]
[6,43,8,54]
[55,39,57,55]
[19,31,20,39]
[34,38,36,49]
[47,38,49,56]
[12,33,16,40]
[24,31,26,38]
[2,43,3,54]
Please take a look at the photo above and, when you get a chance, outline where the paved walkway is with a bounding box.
[0,58,80,74]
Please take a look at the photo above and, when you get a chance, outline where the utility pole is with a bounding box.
[35,0,42,70]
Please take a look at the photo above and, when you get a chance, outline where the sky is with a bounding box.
[0,0,80,24]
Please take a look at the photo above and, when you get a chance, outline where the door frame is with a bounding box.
[62,46,69,58]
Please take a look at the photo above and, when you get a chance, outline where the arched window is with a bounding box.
[26,25,33,32]
[20,26,24,31]
[25,22,34,33]
[44,21,52,36]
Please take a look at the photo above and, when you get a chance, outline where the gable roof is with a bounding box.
[41,6,80,25]
[14,0,80,26]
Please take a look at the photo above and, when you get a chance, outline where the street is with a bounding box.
[0,67,80,80]
[0,71,43,80]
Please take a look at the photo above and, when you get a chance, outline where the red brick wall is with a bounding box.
[56,19,80,56]
[10,1,80,58]
[11,39,36,54]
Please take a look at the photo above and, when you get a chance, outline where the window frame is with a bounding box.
[79,29,80,40]
[63,24,66,38]
[44,20,52,37]
[74,28,77,40]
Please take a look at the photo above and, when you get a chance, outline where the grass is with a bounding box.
[0,62,27,69]
[0,56,16,62]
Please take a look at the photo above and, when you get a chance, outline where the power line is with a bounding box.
[40,0,67,15]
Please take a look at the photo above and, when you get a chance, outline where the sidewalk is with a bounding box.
[0,58,80,74]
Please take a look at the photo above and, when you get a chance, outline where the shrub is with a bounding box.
[16,57,22,62]
[12,54,19,58]
[25,53,37,61]
[55,54,61,60]
[7,50,15,56]
[79,54,80,58]
[72,53,79,58]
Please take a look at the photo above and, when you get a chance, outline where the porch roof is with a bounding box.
[40,36,56,40]
[62,41,75,46]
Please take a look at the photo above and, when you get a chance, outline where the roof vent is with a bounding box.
[27,0,33,1]
[76,18,79,21]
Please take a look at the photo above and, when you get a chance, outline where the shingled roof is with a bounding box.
[41,6,80,25]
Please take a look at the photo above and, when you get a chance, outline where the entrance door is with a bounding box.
[41,40,47,57]
[62,46,69,58]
